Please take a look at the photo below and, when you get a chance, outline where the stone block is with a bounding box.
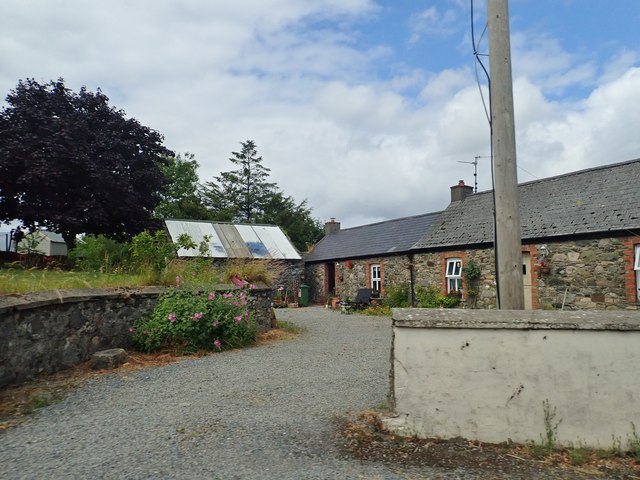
[90,348,127,370]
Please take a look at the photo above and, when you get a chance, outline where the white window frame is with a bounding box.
[446,258,463,294]
[635,245,640,302]
[371,264,381,293]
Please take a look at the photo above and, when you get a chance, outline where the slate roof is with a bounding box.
[413,158,640,250]
[305,211,442,262]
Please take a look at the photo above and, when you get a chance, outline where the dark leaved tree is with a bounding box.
[0,78,172,248]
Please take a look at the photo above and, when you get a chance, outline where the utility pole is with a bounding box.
[488,0,524,309]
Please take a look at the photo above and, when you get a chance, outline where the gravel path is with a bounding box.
[1,307,459,479]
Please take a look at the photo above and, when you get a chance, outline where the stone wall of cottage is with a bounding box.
[305,236,639,310]
[304,262,326,304]
[304,256,413,304]
[414,236,638,310]
[537,237,636,310]
[337,255,411,300]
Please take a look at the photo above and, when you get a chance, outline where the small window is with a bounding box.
[371,264,381,293]
[446,258,462,293]
[635,245,640,270]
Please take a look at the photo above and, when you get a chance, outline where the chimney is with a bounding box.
[324,218,341,235]
[450,180,473,202]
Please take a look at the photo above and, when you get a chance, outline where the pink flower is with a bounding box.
[128,327,134,333]
[223,292,233,298]
[208,292,215,301]
[234,315,242,324]
[214,338,222,350]
[249,284,256,290]
[192,312,203,321]
[168,312,177,323]
[143,330,149,336]
[231,276,245,288]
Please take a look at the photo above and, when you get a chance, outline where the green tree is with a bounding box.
[201,140,323,252]
[258,192,323,251]
[155,153,211,220]
[202,140,276,222]
[0,78,171,249]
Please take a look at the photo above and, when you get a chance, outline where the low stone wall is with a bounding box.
[389,308,640,449]
[0,285,273,388]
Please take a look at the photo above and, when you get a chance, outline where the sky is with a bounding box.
[1,0,639,230]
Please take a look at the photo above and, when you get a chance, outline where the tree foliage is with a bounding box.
[202,140,276,223]
[259,192,323,251]
[154,153,211,220]
[0,78,172,248]
[202,140,323,251]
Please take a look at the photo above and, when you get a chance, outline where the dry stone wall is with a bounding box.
[0,285,274,388]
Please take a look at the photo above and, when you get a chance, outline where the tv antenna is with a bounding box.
[457,155,490,193]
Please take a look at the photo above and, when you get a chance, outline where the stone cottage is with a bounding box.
[305,158,640,310]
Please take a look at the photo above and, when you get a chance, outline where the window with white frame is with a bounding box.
[446,258,463,293]
[371,264,381,293]
[635,245,640,302]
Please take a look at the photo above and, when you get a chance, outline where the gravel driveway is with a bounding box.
[1,307,455,479]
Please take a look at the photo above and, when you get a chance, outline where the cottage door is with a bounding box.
[522,253,533,310]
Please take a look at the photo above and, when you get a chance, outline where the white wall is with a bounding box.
[390,308,640,448]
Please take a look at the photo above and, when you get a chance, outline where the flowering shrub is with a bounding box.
[131,286,258,353]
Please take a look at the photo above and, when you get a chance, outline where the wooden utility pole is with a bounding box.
[488,0,524,309]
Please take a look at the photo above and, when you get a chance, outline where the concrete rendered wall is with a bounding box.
[390,308,640,448]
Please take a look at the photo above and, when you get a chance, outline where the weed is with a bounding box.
[598,435,624,459]
[541,399,562,450]
[567,447,588,466]
[628,422,640,462]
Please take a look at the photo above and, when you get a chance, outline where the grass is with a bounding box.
[0,268,151,295]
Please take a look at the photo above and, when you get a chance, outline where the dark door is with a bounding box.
[326,262,336,297]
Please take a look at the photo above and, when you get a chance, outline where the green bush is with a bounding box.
[415,286,460,308]
[130,230,176,280]
[385,282,411,308]
[132,286,258,353]
[69,235,133,273]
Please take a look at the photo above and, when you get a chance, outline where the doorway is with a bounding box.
[522,253,533,310]
[326,262,336,299]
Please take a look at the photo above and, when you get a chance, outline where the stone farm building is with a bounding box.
[305,158,640,310]
[164,219,304,290]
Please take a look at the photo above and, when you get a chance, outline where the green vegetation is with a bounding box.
[384,283,460,309]
[0,268,149,295]
[132,286,258,353]
[541,399,562,450]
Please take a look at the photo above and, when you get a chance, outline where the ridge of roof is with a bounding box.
[334,210,444,233]
[413,158,640,250]
[471,157,640,197]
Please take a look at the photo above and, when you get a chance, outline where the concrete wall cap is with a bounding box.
[392,308,640,330]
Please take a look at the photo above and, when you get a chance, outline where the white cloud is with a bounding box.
[1,0,639,231]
